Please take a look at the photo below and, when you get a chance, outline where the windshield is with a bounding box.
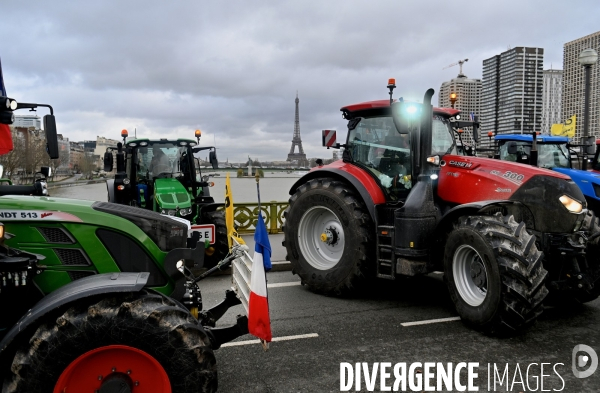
[432,115,456,155]
[135,143,186,178]
[499,141,571,169]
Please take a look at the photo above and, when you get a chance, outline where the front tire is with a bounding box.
[201,210,228,269]
[444,214,548,334]
[283,178,374,295]
[3,290,217,393]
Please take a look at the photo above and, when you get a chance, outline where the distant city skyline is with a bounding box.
[2,2,598,162]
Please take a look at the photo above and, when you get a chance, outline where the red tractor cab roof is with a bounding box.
[340,99,460,118]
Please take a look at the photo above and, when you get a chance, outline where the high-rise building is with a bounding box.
[481,47,544,148]
[562,31,600,143]
[439,70,481,145]
[13,115,41,130]
[541,69,563,134]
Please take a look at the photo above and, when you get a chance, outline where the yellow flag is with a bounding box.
[225,173,245,249]
[551,115,576,137]
[563,115,576,137]
[550,123,564,136]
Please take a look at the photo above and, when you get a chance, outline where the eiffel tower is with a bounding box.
[287,92,308,165]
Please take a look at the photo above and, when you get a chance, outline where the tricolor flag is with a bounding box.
[248,213,272,343]
[0,57,14,155]
[469,112,475,122]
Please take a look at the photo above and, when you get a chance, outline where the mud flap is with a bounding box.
[231,237,253,314]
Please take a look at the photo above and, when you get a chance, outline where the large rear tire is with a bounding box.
[444,214,548,334]
[3,290,217,393]
[573,210,600,303]
[283,178,374,295]
[201,210,228,269]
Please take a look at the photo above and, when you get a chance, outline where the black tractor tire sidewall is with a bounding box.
[444,227,502,327]
[4,290,217,393]
[200,210,228,269]
[284,179,372,294]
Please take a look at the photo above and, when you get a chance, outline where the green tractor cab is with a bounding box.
[103,131,227,268]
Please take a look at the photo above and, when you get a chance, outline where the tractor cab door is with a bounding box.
[346,116,412,200]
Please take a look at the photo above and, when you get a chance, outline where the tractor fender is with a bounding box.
[197,202,224,214]
[106,179,115,202]
[0,272,148,357]
[430,200,529,269]
[289,166,386,223]
[436,200,528,234]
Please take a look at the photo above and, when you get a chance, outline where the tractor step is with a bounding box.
[376,225,395,280]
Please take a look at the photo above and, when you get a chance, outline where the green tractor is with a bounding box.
[0,82,247,391]
[103,130,227,269]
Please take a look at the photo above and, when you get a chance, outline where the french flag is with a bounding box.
[0,57,14,155]
[248,213,272,343]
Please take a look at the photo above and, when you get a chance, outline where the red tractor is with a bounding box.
[283,82,600,334]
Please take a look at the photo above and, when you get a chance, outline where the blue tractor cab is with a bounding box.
[495,134,600,214]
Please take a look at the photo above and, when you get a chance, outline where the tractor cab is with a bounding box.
[104,132,218,221]
[336,98,460,201]
[495,134,571,169]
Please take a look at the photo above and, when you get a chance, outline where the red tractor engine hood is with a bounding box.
[438,154,571,205]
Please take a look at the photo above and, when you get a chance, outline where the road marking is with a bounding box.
[401,316,461,327]
[221,333,319,347]
[268,281,301,288]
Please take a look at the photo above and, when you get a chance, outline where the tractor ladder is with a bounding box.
[376,225,395,279]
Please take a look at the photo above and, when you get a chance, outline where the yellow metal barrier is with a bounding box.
[219,201,288,234]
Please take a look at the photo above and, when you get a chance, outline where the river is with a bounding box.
[49,171,305,203]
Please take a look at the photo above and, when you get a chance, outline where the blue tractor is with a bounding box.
[494,134,600,215]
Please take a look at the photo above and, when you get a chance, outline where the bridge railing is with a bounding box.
[221,201,288,234]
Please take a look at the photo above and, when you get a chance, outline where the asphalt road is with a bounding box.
[201,271,600,393]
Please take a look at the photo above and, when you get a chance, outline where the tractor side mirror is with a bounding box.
[322,130,337,148]
[44,115,59,159]
[472,116,479,143]
[40,166,52,178]
[209,150,218,169]
[104,151,114,172]
[584,136,596,155]
[506,141,518,155]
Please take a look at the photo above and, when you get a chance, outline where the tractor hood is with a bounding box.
[552,167,600,202]
[154,178,192,209]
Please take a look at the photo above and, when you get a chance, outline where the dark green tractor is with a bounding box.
[104,130,227,269]
[0,197,248,392]
[0,86,247,392]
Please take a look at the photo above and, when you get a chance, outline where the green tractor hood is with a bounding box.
[154,178,192,212]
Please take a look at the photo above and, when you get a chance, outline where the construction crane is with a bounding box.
[443,58,469,76]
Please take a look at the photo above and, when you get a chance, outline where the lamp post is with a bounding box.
[579,48,598,170]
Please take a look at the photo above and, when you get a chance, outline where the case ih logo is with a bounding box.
[449,160,473,168]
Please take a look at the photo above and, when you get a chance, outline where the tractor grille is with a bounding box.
[176,193,188,203]
[54,248,91,266]
[68,271,96,281]
[37,227,74,244]
[161,194,174,203]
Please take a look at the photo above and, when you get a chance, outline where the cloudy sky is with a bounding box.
[1,1,598,163]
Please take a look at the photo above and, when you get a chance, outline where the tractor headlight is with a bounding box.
[180,207,192,216]
[559,195,583,213]
[167,210,177,216]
